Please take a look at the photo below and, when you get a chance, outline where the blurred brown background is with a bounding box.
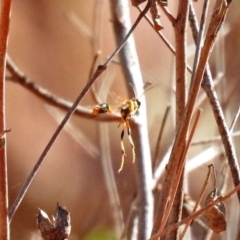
[6,0,240,239]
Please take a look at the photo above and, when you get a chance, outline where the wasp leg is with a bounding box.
[126,121,136,163]
[118,124,126,172]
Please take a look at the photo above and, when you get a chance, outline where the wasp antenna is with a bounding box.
[129,83,138,99]
[138,84,156,100]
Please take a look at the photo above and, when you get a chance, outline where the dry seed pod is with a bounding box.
[37,203,71,240]
[203,190,226,234]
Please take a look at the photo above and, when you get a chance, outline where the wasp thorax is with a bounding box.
[120,98,141,120]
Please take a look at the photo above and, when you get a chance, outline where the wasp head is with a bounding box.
[92,103,111,115]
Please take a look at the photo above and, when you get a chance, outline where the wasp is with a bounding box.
[118,97,141,172]
[93,98,140,172]
[92,83,152,172]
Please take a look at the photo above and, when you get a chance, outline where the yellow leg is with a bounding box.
[118,124,126,172]
[118,154,125,173]
[126,121,136,163]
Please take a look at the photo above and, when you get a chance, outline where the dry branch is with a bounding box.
[110,0,153,239]
[0,0,11,239]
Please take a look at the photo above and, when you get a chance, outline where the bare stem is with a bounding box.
[153,104,171,169]
[0,0,11,239]
[164,0,189,238]
[110,0,153,239]
[191,130,240,146]
[189,0,210,90]
[179,164,212,239]
[99,123,124,238]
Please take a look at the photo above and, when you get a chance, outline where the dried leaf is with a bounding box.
[150,2,163,31]
[37,209,55,237]
[203,190,226,234]
[157,0,168,6]
[37,203,71,240]
[130,0,146,7]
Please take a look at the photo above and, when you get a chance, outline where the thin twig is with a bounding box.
[229,105,240,132]
[189,0,210,90]
[0,0,11,239]
[179,164,212,240]
[191,130,240,146]
[110,0,153,239]
[165,0,189,238]
[8,1,151,221]
[153,104,171,169]
[105,0,151,68]
[120,194,138,240]
[99,123,125,238]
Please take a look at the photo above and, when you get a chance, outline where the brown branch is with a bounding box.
[164,0,189,238]
[0,0,11,239]
[6,55,120,122]
[189,0,210,90]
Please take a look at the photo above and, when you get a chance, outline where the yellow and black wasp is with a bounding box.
[117,97,140,172]
[92,84,151,172]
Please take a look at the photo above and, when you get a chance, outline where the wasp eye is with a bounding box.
[100,103,111,113]
[101,103,109,111]
[137,100,141,108]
